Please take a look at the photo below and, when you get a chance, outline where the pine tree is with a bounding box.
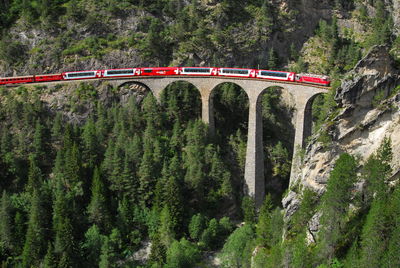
[209,150,232,198]
[32,119,46,166]
[87,167,110,231]
[63,142,81,193]
[53,184,76,266]
[0,191,13,257]
[127,134,142,168]
[21,190,46,267]
[316,153,358,262]
[164,174,184,234]
[256,194,273,247]
[184,121,207,205]
[291,232,311,268]
[363,137,392,203]
[149,232,166,266]
[169,119,182,153]
[82,225,105,267]
[142,93,162,126]
[82,118,100,169]
[25,154,43,194]
[138,121,157,206]
[242,197,256,224]
[359,198,387,268]
[109,137,124,195]
[51,113,63,142]
[43,243,56,268]
[13,211,26,254]
[189,213,206,241]
[159,206,175,247]
[120,152,138,203]
[268,48,278,69]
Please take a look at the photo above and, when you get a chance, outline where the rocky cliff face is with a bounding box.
[0,0,337,77]
[283,45,400,233]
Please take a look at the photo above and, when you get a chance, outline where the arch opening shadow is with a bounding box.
[211,82,250,143]
[308,93,330,144]
[259,86,295,204]
[211,82,250,203]
[159,81,202,128]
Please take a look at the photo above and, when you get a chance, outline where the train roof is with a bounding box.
[298,73,330,79]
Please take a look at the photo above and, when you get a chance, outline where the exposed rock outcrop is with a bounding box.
[284,45,400,233]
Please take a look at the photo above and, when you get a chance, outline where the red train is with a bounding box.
[0,67,330,86]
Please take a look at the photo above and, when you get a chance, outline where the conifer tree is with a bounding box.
[359,198,387,268]
[51,113,63,142]
[242,197,256,224]
[0,191,13,258]
[63,142,81,193]
[142,94,162,126]
[87,167,110,231]
[43,243,56,268]
[121,152,137,203]
[209,150,232,198]
[26,154,43,194]
[21,190,46,267]
[256,194,273,247]
[13,211,25,254]
[82,118,99,169]
[268,48,278,69]
[363,137,392,203]
[316,153,358,262]
[159,206,175,247]
[153,161,168,212]
[32,119,46,166]
[184,120,207,205]
[164,174,184,234]
[138,120,157,206]
[149,232,166,266]
[127,134,142,168]
[189,213,206,241]
[82,225,105,266]
[109,139,124,195]
[53,184,76,266]
[169,119,182,153]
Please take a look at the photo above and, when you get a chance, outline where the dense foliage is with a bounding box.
[0,80,293,267]
[0,0,399,267]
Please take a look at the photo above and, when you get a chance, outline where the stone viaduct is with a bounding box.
[105,77,328,207]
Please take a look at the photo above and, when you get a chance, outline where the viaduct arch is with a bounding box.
[110,77,328,207]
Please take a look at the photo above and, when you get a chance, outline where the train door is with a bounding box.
[96,71,102,78]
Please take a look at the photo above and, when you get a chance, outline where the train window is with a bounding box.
[106,70,134,75]
[260,71,288,78]
[222,69,249,75]
[143,69,153,73]
[183,68,211,73]
[67,72,96,78]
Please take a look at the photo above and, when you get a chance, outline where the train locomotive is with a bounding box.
[0,67,330,86]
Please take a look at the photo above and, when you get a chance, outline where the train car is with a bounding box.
[296,74,330,86]
[256,70,295,82]
[140,67,179,76]
[103,68,140,78]
[0,76,35,85]
[34,74,63,82]
[62,70,102,80]
[180,67,219,76]
[218,68,256,78]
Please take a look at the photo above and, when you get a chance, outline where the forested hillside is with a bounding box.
[0,0,400,267]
